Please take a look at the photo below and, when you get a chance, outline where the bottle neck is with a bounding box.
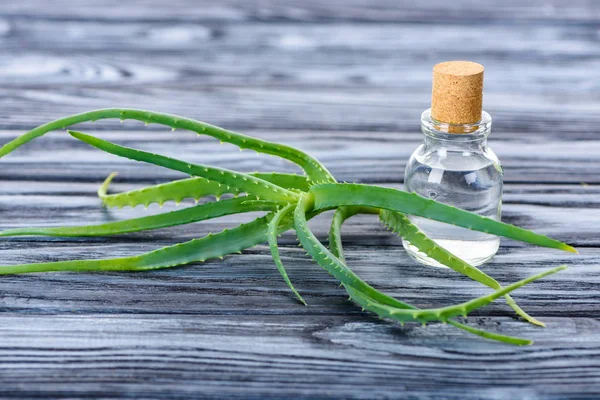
[420,108,492,151]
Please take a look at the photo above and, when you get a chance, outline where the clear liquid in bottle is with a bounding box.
[402,143,503,267]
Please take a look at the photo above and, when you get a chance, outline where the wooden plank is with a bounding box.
[1,21,598,80]
[1,0,598,23]
[0,314,598,399]
[0,84,596,140]
[0,21,596,134]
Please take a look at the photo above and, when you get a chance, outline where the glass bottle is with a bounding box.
[402,108,503,267]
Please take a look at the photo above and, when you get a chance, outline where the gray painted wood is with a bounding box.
[0,1,598,399]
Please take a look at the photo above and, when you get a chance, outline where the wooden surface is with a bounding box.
[0,1,599,398]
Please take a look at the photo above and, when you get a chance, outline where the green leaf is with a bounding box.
[68,130,298,203]
[0,216,273,275]
[310,183,577,253]
[98,172,311,209]
[0,198,279,237]
[346,265,566,323]
[251,172,312,192]
[0,108,335,183]
[98,173,243,208]
[328,206,377,263]
[268,204,307,305]
[347,287,533,346]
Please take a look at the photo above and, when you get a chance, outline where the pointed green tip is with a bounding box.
[68,130,94,143]
[562,244,578,254]
[554,265,569,273]
[522,315,545,328]
[68,131,81,141]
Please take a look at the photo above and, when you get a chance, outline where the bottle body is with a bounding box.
[402,110,503,267]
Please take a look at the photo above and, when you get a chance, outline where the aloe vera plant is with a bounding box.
[0,108,576,345]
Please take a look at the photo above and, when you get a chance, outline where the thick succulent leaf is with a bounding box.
[328,206,377,263]
[329,208,355,263]
[251,172,312,192]
[346,287,534,345]
[0,198,279,237]
[310,183,576,253]
[380,209,544,327]
[0,108,335,183]
[99,172,310,209]
[98,174,243,208]
[345,265,565,323]
[0,204,323,277]
[0,215,274,275]
[267,204,307,305]
[444,320,531,345]
[68,130,298,203]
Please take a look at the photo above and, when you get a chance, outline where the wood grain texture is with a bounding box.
[0,1,599,399]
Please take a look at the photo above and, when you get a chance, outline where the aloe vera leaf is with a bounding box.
[0,203,323,276]
[68,130,298,203]
[310,183,576,253]
[99,172,310,209]
[0,198,280,237]
[346,287,533,345]
[251,172,312,192]
[0,108,335,183]
[329,208,358,264]
[445,320,531,345]
[328,206,377,263]
[3,172,307,237]
[298,195,536,344]
[267,204,306,305]
[0,215,274,275]
[345,264,565,323]
[380,209,544,327]
[98,174,243,208]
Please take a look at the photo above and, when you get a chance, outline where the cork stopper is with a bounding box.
[431,61,484,128]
